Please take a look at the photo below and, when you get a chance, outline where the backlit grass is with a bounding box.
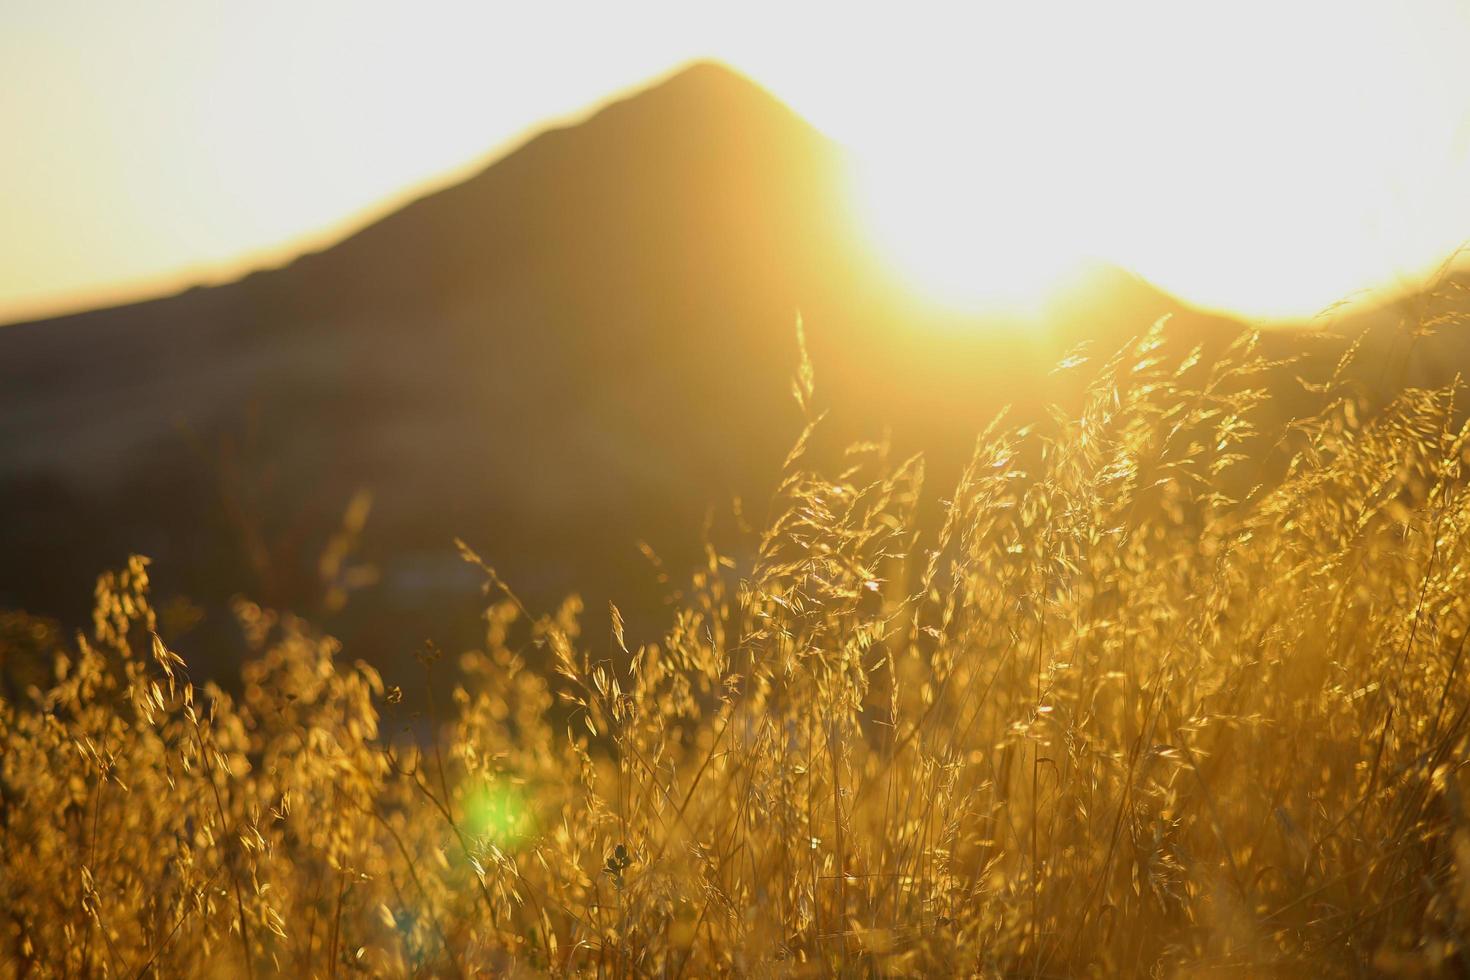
[3,320,1469,976]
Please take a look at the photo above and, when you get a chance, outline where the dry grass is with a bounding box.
[3,319,1470,977]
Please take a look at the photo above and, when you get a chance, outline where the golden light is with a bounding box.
[755,1,1470,320]
[2,2,1469,323]
[848,151,1090,316]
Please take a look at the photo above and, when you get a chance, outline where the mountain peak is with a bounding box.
[640,59,785,105]
[0,57,1270,664]
[265,55,844,314]
[585,58,815,142]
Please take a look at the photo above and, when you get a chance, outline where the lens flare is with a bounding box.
[462,779,531,845]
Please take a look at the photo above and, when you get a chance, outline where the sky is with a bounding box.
[3,0,1470,324]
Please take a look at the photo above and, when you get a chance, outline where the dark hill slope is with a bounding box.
[0,62,1256,670]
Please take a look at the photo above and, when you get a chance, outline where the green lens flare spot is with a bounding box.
[462,779,530,844]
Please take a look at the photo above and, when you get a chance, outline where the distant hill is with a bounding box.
[0,61,1374,674]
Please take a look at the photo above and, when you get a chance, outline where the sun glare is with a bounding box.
[2,2,1469,323]
[763,1,1470,321]
[848,153,1090,317]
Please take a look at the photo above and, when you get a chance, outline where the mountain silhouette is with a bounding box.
[0,61,1321,673]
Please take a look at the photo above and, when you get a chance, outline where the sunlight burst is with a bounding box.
[850,153,1089,315]
[789,0,1470,320]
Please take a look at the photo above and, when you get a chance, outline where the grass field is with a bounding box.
[3,320,1469,976]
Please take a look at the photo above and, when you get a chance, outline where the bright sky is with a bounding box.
[3,0,1469,324]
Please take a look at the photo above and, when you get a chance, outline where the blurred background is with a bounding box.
[3,0,1469,685]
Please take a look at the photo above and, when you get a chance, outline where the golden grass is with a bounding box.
[3,320,1470,977]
